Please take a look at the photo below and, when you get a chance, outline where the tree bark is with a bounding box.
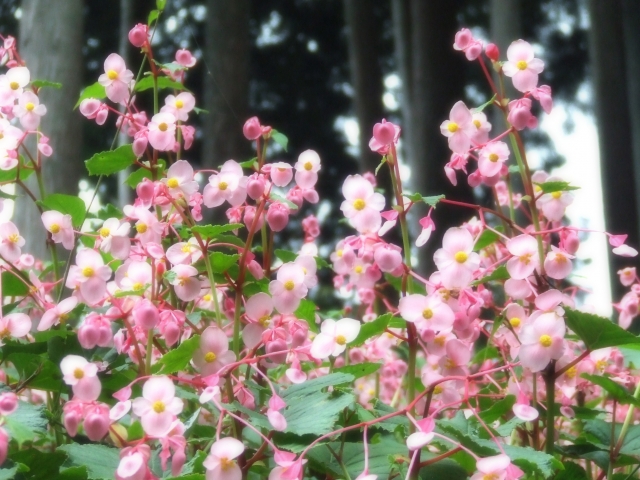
[118,0,134,208]
[17,0,84,261]
[588,0,639,300]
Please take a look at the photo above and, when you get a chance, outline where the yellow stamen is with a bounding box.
[516,60,528,70]
[422,308,433,320]
[551,191,562,199]
[218,181,228,191]
[284,280,295,291]
[175,99,184,109]
[50,223,61,234]
[167,178,179,189]
[99,227,110,237]
[454,251,468,263]
[73,368,84,379]
[336,334,347,345]
[9,81,19,90]
[158,122,168,132]
[204,352,217,363]
[539,334,552,347]
[152,401,165,413]
[25,102,35,112]
[136,223,148,234]
[509,317,521,328]
[353,199,366,211]
[304,161,313,171]
[488,153,499,163]
[82,267,95,277]
[107,70,118,80]
[447,122,459,133]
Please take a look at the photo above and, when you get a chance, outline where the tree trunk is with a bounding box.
[118,0,134,208]
[17,0,84,261]
[588,0,639,301]
[203,0,251,170]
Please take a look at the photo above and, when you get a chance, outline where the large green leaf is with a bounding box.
[3,400,47,444]
[74,81,107,108]
[85,145,136,176]
[0,155,35,183]
[153,334,200,375]
[58,444,120,480]
[192,223,244,240]
[582,373,640,406]
[270,130,289,151]
[351,313,395,347]
[294,299,318,333]
[584,419,640,459]
[209,252,240,274]
[39,193,87,226]
[2,270,29,296]
[6,352,64,391]
[134,75,186,92]
[565,308,640,350]
[334,362,381,379]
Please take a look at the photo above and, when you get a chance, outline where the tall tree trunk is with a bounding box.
[203,0,251,170]
[17,0,84,261]
[407,0,474,272]
[343,0,389,193]
[588,0,639,301]
[118,0,134,208]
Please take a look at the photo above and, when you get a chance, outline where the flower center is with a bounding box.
[284,280,295,291]
[354,265,363,274]
[596,359,607,371]
[565,366,577,378]
[218,181,228,191]
[152,400,165,413]
[258,315,271,327]
[519,253,532,265]
[555,253,567,264]
[422,308,433,320]
[25,102,35,112]
[539,334,553,347]
[158,122,168,132]
[353,199,366,211]
[136,223,148,234]
[336,249,343,258]
[82,267,95,278]
[551,191,562,199]
[204,352,217,363]
[473,119,481,129]
[488,153,499,163]
[73,368,84,379]
[434,385,444,394]
[50,223,61,234]
[445,358,455,368]
[447,122,459,133]
[336,334,347,345]
[454,251,468,263]
[175,99,184,109]
[132,282,144,291]
[220,457,236,471]
[203,294,212,302]
[483,474,501,480]
[107,69,118,80]
[9,81,19,90]
[516,60,528,70]
[181,244,192,253]
[167,178,179,188]
[0,327,10,338]
[304,161,313,171]
[99,227,110,237]
[509,317,521,328]
[434,335,446,347]
[8,233,19,244]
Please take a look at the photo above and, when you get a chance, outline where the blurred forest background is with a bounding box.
[2,0,639,307]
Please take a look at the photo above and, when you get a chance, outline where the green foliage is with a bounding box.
[58,444,120,480]
[209,252,240,274]
[472,265,510,286]
[582,373,640,406]
[406,192,446,208]
[0,156,35,183]
[334,362,381,379]
[153,334,200,375]
[134,76,187,92]
[535,181,580,193]
[2,270,29,296]
[294,299,318,332]
[85,145,136,176]
[124,160,166,188]
[565,308,640,350]
[74,82,106,109]
[270,130,289,151]
[3,400,47,445]
[32,79,62,89]
[351,313,396,347]
[38,193,87,226]
[474,229,500,251]
[192,224,244,240]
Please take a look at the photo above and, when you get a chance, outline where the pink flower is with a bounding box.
[176,49,196,68]
[544,246,574,280]
[67,248,112,305]
[203,160,248,208]
[507,98,537,131]
[0,66,29,106]
[60,355,102,401]
[399,294,454,332]
[371,119,399,146]
[269,262,308,314]
[269,162,294,187]
[518,315,566,372]
[161,160,199,199]
[243,116,263,140]
[169,264,201,301]
[13,91,46,130]
[98,218,131,260]
[478,141,509,177]
[203,437,244,480]
[128,23,149,48]
[242,292,274,349]
[310,318,361,359]
[470,112,492,145]
[80,98,108,125]
[132,376,184,437]
[618,267,637,287]
[98,53,134,103]
[38,297,78,331]
[116,446,152,480]
[502,39,544,92]
[294,150,321,189]
[433,227,480,289]
[166,237,202,265]
[416,215,435,247]
[193,326,236,376]
[161,92,195,121]
[453,28,482,60]
[148,112,177,151]
[0,221,25,262]
[340,174,385,233]
[0,392,18,416]
[506,235,539,280]
[471,455,512,480]
[42,210,75,250]
[440,101,474,154]
[536,182,573,221]
[0,312,31,345]
[531,85,553,114]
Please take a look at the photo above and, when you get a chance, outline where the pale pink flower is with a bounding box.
[536,179,574,222]
[294,150,321,188]
[166,237,202,265]
[502,39,544,92]
[471,455,512,480]
[518,314,566,372]
[148,112,176,151]
[294,254,318,288]
[613,244,639,257]
[176,49,197,68]
[269,262,308,314]
[512,391,539,421]
[433,227,480,289]
[67,248,112,305]
[79,98,108,125]
[416,215,435,247]
[130,207,165,245]
[98,218,131,260]
[38,297,78,331]
[0,66,29,106]
[0,118,23,151]
[399,294,454,333]
[470,112,492,145]
[531,85,553,114]
[310,318,361,359]
[203,437,244,480]
[116,446,151,480]
[169,264,201,301]
[132,376,184,437]
[506,235,539,280]
[13,91,46,130]
[60,355,102,401]
[453,28,482,60]
[128,23,149,48]
[203,160,248,208]
[369,120,400,154]
[193,326,236,376]
[340,174,385,233]
[98,53,134,103]
[41,210,75,250]
[116,260,152,294]
[161,92,195,121]
[242,292,274,349]
[544,246,574,280]
[440,101,474,154]
[0,221,25,262]
[507,98,537,130]
[269,162,294,187]
[618,267,637,287]
[0,312,31,345]
[478,141,509,177]
[161,160,199,198]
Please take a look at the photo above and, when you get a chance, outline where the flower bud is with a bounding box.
[247,173,267,200]
[372,120,396,146]
[0,392,18,415]
[132,299,159,331]
[128,24,149,48]
[485,43,500,62]
[266,202,290,232]
[84,405,110,441]
[243,116,262,140]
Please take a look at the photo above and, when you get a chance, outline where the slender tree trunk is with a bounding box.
[588,0,639,300]
[16,0,84,261]
[118,0,134,208]
[203,0,251,170]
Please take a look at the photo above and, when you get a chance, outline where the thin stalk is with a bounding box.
[543,361,556,455]
[613,381,640,457]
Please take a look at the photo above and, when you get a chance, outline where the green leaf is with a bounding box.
[334,362,381,379]
[39,193,87,226]
[478,394,516,423]
[423,194,446,207]
[148,9,159,25]
[294,299,318,332]
[238,157,258,169]
[192,223,244,240]
[156,0,167,10]
[6,353,64,391]
[58,444,120,480]
[32,79,62,89]
[269,192,298,210]
[584,419,640,458]
[134,76,187,93]
[153,335,200,375]
[474,229,500,251]
[275,249,298,263]
[554,462,589,480]
[75,82,107,109]
[351,313,395,347]
[11,449,67,479]
[472,94,498,113]
[271,130,289,151]
[535,181,580,194]
[86,145,136,176]
[473,265,510,286]
[209,252,240,274]
[283,390,354,435]
[2,270,29,296]
[3,400,47,444]
[565,308,640,350]
[282,373,354,399]
[0,155,35,183]
[582,373,640,406]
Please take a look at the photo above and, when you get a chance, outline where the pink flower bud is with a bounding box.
[84,405,110,441]
[507,98,537,131]
[136,178,155,206]
[372,119,396,146]
[132,133,148,158]
[265,338,288,364]
[63,408,81,437]
[180,125,195,150]
[485,43,500,62]
[0,428,7,466]
[0,392,18,415]
[128,24,149,48]
[172,449,186,477]
[270,162,293,187]
[373,244,403,273]
[286,186,304,209]
[266,202,290,232]
[243,116,263,140]
[132,299,159,331]
[247,173,267,200]
[560,229,580,255]
[454,28,473,51]
[175,49,196,68]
